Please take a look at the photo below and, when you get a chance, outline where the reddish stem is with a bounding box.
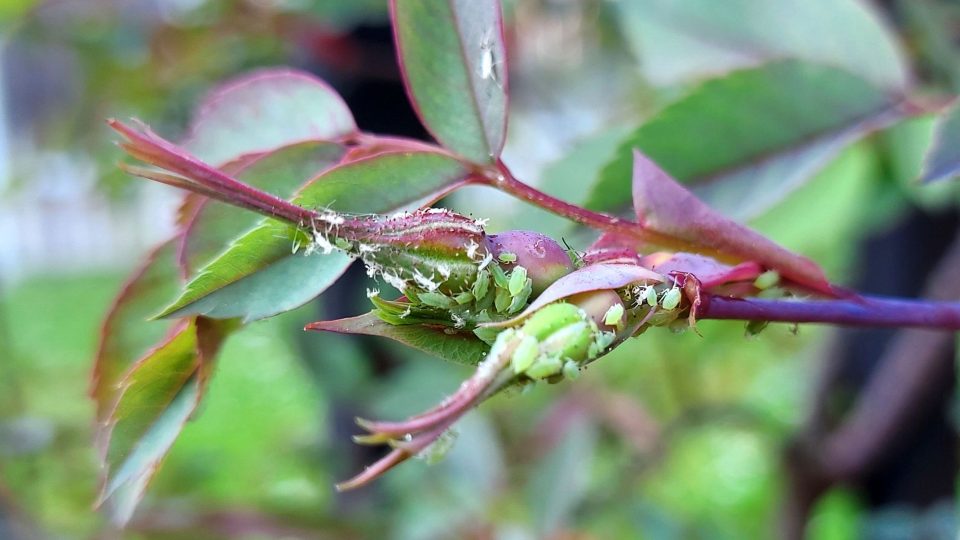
[481,161,755,263]
[700,295,960,330]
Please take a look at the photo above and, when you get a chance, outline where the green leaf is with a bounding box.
[920,99,960,183]
[307,311,489,366]
[589,61,901,218]
[93,240,181,421]
[183,68,357,166]
[99,317,230,526]
[391,0,508,163]
[616,0,909,90]
[160,151,470,322]
[181,141,344,274]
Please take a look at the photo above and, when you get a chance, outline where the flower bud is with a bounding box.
[487,231,574,295]
[565,290,625,331]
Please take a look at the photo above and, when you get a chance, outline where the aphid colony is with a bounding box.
[293,205,698,385]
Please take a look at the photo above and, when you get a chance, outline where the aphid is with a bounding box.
[312,231,335,255]
[382,270,408,292]
[454,291,474,305]
[603,303,625,328]
[511,334,540,374]
[465,239,480,260]
[490,263,510,290]
[588,331,615,359]
[478,29,503,88]
[419,291,456,309]
[506,279,533,314]
[526,356,563,380]
[521,303,583,340]
[472,269,491,300]
[417,427,458,465]
[508,266,528,296]
[562,360,580,381]
[494,286,512,312]
[478,253,494,271]
[643,286,658,307]
[661,286,682,310]
[498,251,517,264]
[412,269,440,292]
[754,270,780,290]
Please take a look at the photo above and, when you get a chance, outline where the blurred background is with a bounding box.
[2,0,960,538]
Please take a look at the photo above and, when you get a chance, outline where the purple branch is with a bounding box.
[700,295,960,331]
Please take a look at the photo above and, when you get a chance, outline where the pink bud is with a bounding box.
[487,231,574,295]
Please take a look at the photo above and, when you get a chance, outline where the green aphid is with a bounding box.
[498,251,517,263]
[454,291,474,305]
[757,286,785,299]
[334,237,353,251]
[490,263,510,290]
[419,428,458,465]
[753,270,780,290]
[473,325,502,345]
[562,360,580,381]
[511,334,540,374]
[526,356,563,379]
[419,291,456,309]
[404,287,420,304]
[506,280,533,314]
[522,303,583,340]
[643,286,658,307]
[661,287,682,310]
[495,286,512,312]
[540,321,594,361]
[588,331,616,359]
[509,266,528,296]
[745,319,769,337]
[472,269,490,299]
[603,303,625,327]
[488,328,517,359]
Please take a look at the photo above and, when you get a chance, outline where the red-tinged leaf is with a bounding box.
[92,240,182,422]
[159,151,472,322]
[97,317,231,526]
[391,0,508,164]
[183,68,358,167]
[342,135,448,163]
[307,311,489,366]
[640,252,762,290]
[180,141,344,275]
[484,263,664,329]
[631,149,833,295]
[920,99,960,183]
